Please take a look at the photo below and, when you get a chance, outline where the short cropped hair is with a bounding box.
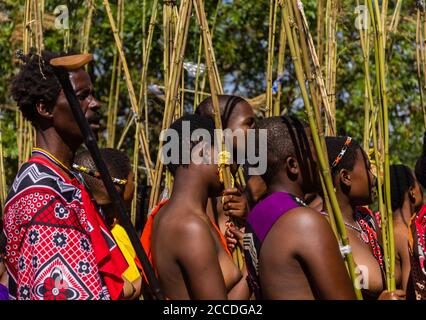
[256,115,312,184]
[166,114,216,175]
[10,49,76,125]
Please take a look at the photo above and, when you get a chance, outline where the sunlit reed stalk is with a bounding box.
[103,0,154,185]
[0,115,6,210]
[149,0,193,209]
[357,0,390,288]
[266,0,278,117]
[416,6,426,128]
[274,5,286,116]
[81,0,95,54]
[367,0,395,290]
[106,0,124,148]
[286,0,362,299]
[324,0,337,135]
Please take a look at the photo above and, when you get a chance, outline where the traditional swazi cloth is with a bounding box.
[408,204,426,300]
[140,198,232,279]
[354,207,386,278]
[243,192,304,300]
[3,156,128,300]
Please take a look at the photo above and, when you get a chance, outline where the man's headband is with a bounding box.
[331,136,352,169]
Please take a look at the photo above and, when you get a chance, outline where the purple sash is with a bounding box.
[0,284,8,300]
[243,192,301,299]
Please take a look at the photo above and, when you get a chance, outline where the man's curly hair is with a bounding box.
[10,49,73,125]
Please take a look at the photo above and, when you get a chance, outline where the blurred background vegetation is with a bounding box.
[0,0,424,193]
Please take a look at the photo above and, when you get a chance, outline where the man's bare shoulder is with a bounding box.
[265,206,336,256]
[275,206,330,232]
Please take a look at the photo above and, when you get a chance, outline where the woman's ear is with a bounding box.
[35,101,53,120]
[286,156,299,176]
[123,171,135,203]
[408,186,416,204]
[339,168,351,187]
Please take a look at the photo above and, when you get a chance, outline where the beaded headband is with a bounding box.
[331,136,352,169]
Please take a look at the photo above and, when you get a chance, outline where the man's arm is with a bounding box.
[290,208,357,299]
[175,217,228,300]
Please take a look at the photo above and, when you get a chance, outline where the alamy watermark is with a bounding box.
[355,5,370,30]
[160,121,267,176]
[54,5,69,30]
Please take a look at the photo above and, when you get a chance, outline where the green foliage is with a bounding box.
[0,0,424,190]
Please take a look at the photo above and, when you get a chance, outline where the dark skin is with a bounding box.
[226,176,268,251]
[34,68,101,178]
[393,178,423,292]
[206,100,256,235]
[232,127,356,299]
[331,148,405,300]
[32,68,140,297]
[151,144,250,300]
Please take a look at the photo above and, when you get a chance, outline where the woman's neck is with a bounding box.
[335,188,356,223]
[393,200,413,228]
[170,168,211,214]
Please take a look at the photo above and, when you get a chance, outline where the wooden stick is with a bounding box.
[296,4,335,135]
[81,0,95,54]
[324,0,337,135]
[367,0,395,290]
[284,0,362,299]
[116,113,135,150]
[357,0,390,287]
[103,0,154,185]
[193,33,204,110]
[0,115,6,210]
[266,0,279,117]
[194,0,232,186]
[149,0,193,209]
[417,8,426,129]
[198,0,222,97]
[131,121,140,226]
[274,5,286,116]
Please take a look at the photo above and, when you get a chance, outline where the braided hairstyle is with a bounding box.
[165,114,216,176]
[10,49,76,125]
[390,164,416,212]
[325,136,362,178]
[256,115,315,189]
[195,95,249,128]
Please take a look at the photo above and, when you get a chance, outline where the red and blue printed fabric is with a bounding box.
[3,156,128,300]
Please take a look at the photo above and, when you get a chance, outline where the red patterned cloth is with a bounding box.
[408,204,426,299]
[3,156,128,300]
[355,206,386,278]
[413,204,426,275]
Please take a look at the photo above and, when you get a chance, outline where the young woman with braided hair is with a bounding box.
[324,136,406,300]
[389,165,423,295]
